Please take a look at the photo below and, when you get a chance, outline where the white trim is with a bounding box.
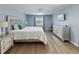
[70,41,79,47]
[44,29,52,31]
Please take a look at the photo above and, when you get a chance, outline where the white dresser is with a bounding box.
[0,34,13,54]
[53,25,70,41]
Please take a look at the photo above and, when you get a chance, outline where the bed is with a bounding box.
[11,27,47,45]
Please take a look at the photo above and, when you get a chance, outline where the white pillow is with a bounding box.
[13,24,19,30]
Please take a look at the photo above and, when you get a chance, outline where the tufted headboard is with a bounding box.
[6,16,23,33]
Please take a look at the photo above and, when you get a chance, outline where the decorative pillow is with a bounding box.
[14,24,19,30]
[11,25,14,30]
[18,24,22,29]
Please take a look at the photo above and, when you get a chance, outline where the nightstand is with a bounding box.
[0,34,14,54]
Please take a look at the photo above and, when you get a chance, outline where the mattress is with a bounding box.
[11,27,47,45]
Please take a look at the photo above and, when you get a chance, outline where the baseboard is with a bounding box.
[53,33,63,40]
[70,41,79,47]
[44,29,52,31]
[53,32,79,47]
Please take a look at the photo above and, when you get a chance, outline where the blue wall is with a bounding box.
[26,15,35,26]
[26,15,52,30]
[0,5,26,21]
[53,5,79,47]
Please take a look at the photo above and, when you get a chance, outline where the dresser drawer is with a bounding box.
[1,37,12,46]
[1,40,13,54]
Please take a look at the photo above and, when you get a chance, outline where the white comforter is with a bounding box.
[11,27,47,45]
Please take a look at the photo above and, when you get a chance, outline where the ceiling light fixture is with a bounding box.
[37,8,44,15]
[37,12,43,15]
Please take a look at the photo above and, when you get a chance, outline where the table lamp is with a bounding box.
[0,21,8,37]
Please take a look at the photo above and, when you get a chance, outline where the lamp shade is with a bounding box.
[0,21,8,27]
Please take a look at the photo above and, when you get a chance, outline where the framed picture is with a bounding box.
[57,14,65,21]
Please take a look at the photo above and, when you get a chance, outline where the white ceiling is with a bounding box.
[3,4,70,15]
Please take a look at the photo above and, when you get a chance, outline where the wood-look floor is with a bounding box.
[5,31,79,54]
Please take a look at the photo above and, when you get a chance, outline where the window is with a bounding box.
[35,16,43,27]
